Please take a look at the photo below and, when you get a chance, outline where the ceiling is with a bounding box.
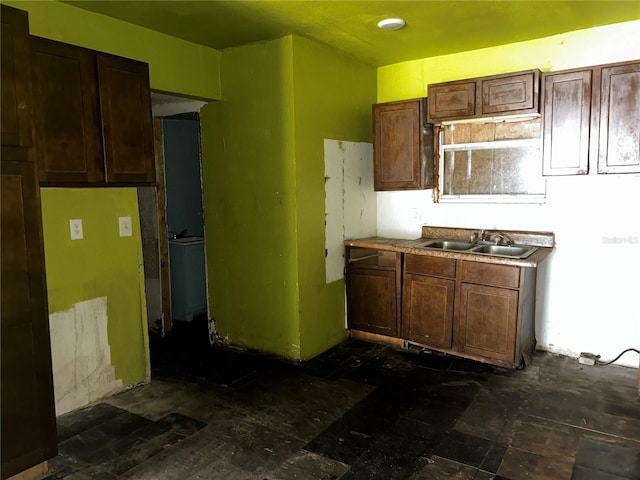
[65,1,640,67]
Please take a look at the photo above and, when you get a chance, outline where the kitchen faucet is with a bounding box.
[470,229,487,244]
[490,232,513,246]
[470,229,513,246]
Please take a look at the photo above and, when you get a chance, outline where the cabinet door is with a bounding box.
[402,273,454,349]
[31,36,103,184]
[373,99,425,190]
[480,70,539,116]
[428,81,476,122]
[1,5,32,148]
[598,62,640,174]
[346,268,398,337]
[1,159,58,478]
[97,54,155,184]
[457,283,518,363]
[542,69,592,176]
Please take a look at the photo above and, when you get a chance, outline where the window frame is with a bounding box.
[435,118,547,204]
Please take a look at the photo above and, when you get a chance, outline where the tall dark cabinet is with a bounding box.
[1,5,58,478]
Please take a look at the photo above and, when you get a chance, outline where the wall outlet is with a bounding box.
[119,216,132,237]
[578,352,600,366]
[69,219,83,240]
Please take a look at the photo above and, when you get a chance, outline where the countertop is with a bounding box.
[345,227,555,268]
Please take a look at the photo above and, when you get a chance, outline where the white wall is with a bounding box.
[377,170,640,367]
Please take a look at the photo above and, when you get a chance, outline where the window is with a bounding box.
[437,117,546,203]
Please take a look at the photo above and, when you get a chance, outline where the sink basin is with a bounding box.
[422,240,474,251]
[470,244,536,258]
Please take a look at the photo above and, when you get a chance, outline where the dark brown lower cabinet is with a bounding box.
[345,248,400,337]
[454,260,536,367]
[1,154,57,479]
[346,250,538,368]
[401,254,455,349]
[457,283,519,363]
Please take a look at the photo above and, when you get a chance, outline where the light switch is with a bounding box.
[69,219,83,240]
[119,216,132,237]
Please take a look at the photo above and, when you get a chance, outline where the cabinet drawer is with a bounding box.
[405,254,456,278]
[461,261,520,289]
[347,247,397,269]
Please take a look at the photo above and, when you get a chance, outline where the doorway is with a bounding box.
[139,92,208,339]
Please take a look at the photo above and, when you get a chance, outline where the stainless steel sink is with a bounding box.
[414,238,537,259]
[421,240,474,251]
[470,244,536,258]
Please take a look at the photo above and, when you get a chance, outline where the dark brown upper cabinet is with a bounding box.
[542,68,593,176]
[30,36,155,186]
[373,98,434,191]
[428,69,540,123]
[98,54,155,184]
[598,61,640,174]
[542,60,640,176]
[1,5,33,149]
[31,37,103,184]
[427,81,477,121]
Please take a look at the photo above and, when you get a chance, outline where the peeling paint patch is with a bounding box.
[49,297,123,416]
[324,139,376,284]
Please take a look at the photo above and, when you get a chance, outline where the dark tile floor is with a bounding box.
[45,318,640,479]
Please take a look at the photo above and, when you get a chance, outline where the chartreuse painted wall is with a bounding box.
[291,36,376,359]
[200,35,375,360]
[375,20,640,367]
[377,20,640,102]
[1,0,222,412]
[201,37,299,358]
[2,0,221,100]
[40,189,148,412]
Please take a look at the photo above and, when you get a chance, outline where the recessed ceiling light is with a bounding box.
[377,18,406,31]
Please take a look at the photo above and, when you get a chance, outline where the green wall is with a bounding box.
[291,36,376,359]
[200,37,300,358]
[2,0,221,100]
[200,35,375,360]
[377,19,640,102]
[40,188,149,385]
[3,0,223,399]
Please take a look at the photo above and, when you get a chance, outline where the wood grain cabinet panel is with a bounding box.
[460,261,520,289]
[28,36,155,186]
[1,5,32,149]
[405,254,456,278]
[428,70,540,123]
[542,69,592,176]
[1,7,58,478]
[1,165,58,479]
[98,54,155,184]
[31,36,103,184]
[402,254,456,348]
[480,70,539,116]
[457,283,518,363]
[373,98,433,190]
[345,250,538,368]
[428,82,476,122]
[598,61,640,174]
[402,273,454,349]
[346,267,398,337]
